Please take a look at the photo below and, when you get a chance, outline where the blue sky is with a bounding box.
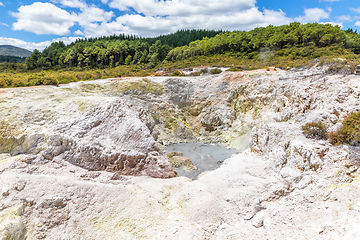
[0,0,359,51]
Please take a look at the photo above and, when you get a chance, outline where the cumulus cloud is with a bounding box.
[12,0,347,50]
[74,30,85,36]
[11,2,77,35]
[356,21,360,27]
[295,8,331,23]
[351,8,360,14]
[336,15,352,22]
[87,7,291,38]
[52,0,87,9]
[108,0,256,17]
[85,1,291,37]
[11,1,115,37]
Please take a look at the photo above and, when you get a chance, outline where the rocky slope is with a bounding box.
[1,66,360,239]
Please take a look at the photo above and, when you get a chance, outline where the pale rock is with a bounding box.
[252,210,265,228]
[0,68,360,239]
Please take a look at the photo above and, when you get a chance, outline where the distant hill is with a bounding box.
[0,45,32,58]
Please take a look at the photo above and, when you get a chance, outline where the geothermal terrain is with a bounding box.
[1,66,360,239]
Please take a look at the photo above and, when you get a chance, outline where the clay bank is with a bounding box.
[1,66,360,239]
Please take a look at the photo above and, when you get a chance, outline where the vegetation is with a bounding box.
[302,121,328,140]
[0,55,27,63]
[1,23,360,88]
[166,23,360,62]
[23,29,222,70]
[143,29,223,47]
[110,78,164,95]
[210,68,222,74]
[0,65,149,88]
[330,112,360,146]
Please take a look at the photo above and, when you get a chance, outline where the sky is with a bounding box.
[0,0,359,51]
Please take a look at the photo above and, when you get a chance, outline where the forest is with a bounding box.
[166,23,360,61]
[24,29,222,70]
[23,22,360,72]
[1,23,360,88]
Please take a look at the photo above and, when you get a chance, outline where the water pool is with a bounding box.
[164,142,238,180]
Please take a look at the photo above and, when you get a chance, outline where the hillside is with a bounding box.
[0,45,32,58]
[1,67,360,239]
[24,23,360,72]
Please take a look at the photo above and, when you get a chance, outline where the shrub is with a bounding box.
[172,70,184,76]
[200,68,209,74]
[210,68,222,74]
[189,71,201,76]
[42,77,59,85]
[330,112,360,146]
[226,67,244,72]
[0,78,7,88]
[302,121,328,140]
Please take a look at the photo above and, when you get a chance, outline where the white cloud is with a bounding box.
[108,0,256,17]
[53,0,87,9]
[9,0,293,41]
[88,7,291,38]
[351,8,360,14]
[322,21,343,28]
[0,22,9,27]
[77,6,114,31]
[11,2,77,35]
[81,1,291,38]
[11,1,115,37]
[356,21,360,27]
[295,8,331,23]
[15,0,347,51]
[336,15,352,22]
[0,36,82,51]
[74,30,84,36]
[0,2,4,7]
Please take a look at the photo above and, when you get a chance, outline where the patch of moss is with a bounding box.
[210,68,222,74]
[226,66,244,72]
[330,111,360,146]
[0,121,23,153]
[111,78,163,95]
[188,71,200,76]
[172,71,185,76]
[78,83,104,92]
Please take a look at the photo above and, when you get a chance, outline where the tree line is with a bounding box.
[24,23,360,71]
[25,29,222,70]
[0,55,26,63]
[166,22,360,61]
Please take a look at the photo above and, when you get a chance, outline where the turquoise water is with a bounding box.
[164,143,238,180]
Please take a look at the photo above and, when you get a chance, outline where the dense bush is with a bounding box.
[172,70,185,76]
[330,112,360,146]
[302,121,328,140]
[166,22,356,62]
[210,68,222,74]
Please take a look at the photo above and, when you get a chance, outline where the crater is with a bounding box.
[164,142,238,180]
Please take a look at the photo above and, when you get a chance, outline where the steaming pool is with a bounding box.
[164,143,239,180]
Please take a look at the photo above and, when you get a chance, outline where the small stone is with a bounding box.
[169,156,197,172]
[252,211,265,228]
[166,151,183,159]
